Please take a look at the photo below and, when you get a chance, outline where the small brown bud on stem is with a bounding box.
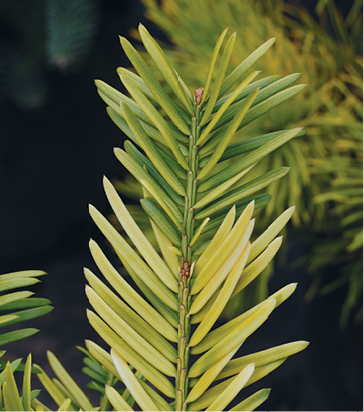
[194,87,204,104]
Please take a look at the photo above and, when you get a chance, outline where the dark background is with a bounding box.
[0,0,362,410]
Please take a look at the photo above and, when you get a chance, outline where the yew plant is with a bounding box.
[88,25,308,410]
[0,25,308,411]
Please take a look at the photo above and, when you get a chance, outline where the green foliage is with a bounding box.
[84,24,308,410]
[0,270,53,349]
[33,351,94,411]
[0,351,98,411]
[0,270,53,409]
[0,355,33,411]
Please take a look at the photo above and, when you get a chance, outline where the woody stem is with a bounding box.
[175,93,202,411]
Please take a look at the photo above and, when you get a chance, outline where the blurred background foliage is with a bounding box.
[0,0,97,109]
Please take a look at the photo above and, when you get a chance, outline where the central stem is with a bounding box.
[176,90,202,411]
